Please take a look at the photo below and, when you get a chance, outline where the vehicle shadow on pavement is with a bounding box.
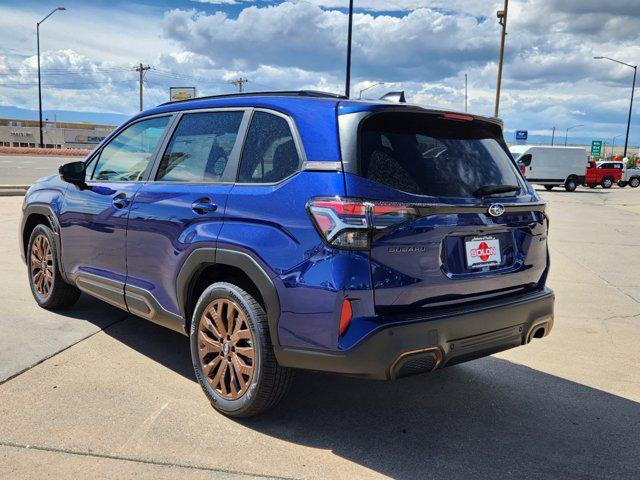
[104,316,640,480]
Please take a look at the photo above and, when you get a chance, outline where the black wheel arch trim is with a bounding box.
[21,204,68,281]
[176,247,282,348]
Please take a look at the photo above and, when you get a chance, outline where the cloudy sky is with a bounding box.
[1,0,639,144]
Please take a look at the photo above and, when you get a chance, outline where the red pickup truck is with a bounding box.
[585,161,622,189]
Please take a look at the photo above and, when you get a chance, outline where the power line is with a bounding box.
[0,79,133,87]
[0,66,132,75]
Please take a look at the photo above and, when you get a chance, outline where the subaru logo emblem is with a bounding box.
[488,204,505,217]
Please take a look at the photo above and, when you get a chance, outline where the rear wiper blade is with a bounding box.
[473,184,519,197]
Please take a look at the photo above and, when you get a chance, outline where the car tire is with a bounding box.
[564,179,577,192]
[27,224,81,309]
[544,185,554,191]
[630,177,640,188]
[618,181,627,188]
[601,177,613,189]
[190,282,293,418]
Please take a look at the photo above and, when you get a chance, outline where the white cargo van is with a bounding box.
[510,145,587,192]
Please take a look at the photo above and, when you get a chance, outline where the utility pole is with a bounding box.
[551,127,556,146]
[134,63,150,111]
[464,73,468,112]
[345,0,354,98]
[231,78,249,93]
[494,0,509,117]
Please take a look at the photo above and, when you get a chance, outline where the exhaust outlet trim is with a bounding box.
[389,346,443,379]
[526,316,553,343]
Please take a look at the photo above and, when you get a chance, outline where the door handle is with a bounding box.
[191,198,218,215]
[112,194,128,209]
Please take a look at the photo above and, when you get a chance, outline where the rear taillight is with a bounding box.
[520,164,526,176]
[307,197,418,250]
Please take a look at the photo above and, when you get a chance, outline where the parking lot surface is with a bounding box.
[1,187,639,479]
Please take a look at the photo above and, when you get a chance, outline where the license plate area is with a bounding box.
[464,235,502,269]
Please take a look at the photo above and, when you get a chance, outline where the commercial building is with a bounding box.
[0,118,116,150]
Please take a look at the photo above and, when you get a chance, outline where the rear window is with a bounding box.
[359,112,522,198]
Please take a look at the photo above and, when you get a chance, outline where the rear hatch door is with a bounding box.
[342,110,548,311]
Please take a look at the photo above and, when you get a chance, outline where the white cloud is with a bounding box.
[0,0,638,143]
[163,4,497,80]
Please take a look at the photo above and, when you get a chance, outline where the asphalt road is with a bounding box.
[0,154,80,185]
[1,187,640,479]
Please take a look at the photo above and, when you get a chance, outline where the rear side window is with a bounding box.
[237,112,300,183]
[156,111,243,182]
[359,112,522,198]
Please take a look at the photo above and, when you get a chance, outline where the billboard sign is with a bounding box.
[170,87,197,102]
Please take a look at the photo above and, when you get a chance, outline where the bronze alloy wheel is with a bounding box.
[30,234,54,297]
[197,298,255,400]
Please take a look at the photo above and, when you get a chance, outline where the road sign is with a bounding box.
[515,130,528,141]
[590,140,603,157]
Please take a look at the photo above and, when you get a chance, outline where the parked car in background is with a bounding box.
[509,145,586,192]
[20,91,554,417]
[585,160,623,189]
[617,160,640,188]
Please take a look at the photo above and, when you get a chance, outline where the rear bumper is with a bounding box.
[277,288,554,379]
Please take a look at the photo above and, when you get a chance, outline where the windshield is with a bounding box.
[359,112,523,198]
[511,152,522,161]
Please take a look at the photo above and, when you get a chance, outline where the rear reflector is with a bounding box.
[339,299,352,336]
[307,197,418,250]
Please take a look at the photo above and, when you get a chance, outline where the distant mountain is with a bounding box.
[0,105,131,126]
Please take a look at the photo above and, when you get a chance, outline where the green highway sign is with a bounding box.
[590,140,603,157]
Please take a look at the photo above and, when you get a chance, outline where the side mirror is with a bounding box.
[519,154,532,167]
[59,161,87,185]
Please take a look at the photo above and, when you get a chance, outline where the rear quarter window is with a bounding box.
[359,112,522,198]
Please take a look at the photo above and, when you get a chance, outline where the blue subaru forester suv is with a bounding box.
[21,91,554,417]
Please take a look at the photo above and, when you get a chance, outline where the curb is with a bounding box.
[0,185,29,197]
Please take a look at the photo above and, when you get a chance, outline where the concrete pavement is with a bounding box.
[0,197,127,383]
[1,187,639,479]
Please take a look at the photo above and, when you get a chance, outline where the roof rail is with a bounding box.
[160,90,347,106]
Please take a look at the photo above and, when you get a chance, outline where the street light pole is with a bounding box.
[625,66,636,158]
[465,73,468,112]
[494,0,509,117]
[344,0,354,98]
[37,7,66,149]
[564,124,584,147]
[358,82,385,99]
[594,56,637,158]
[612,134,622,157]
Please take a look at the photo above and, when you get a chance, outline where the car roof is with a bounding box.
[126,90,504,162]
